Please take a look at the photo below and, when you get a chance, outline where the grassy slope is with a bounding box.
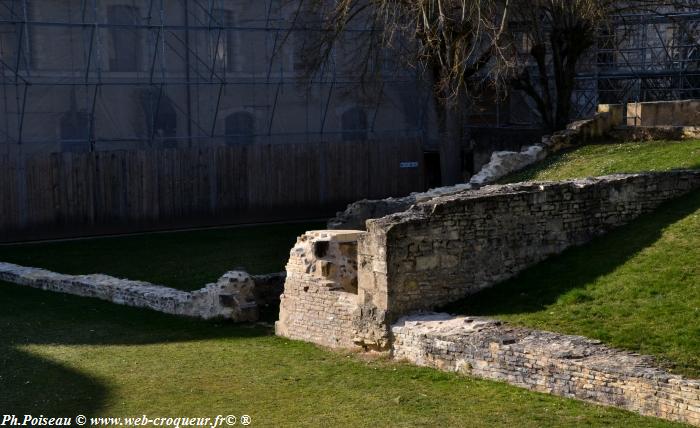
[0,222,324,290]
[502,139,700,183]
[0,283,680,427]
[445,140,700,377]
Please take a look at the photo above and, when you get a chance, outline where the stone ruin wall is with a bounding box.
[276,170,700,425]
[0,262,285,321]
[328,104,623,231]
[275,230,362,348]
[277,170,700,350]
[628,99,700,126]
[328,99,700,232]
[392,314,700,427]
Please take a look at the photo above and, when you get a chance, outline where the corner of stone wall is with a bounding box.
[276,230,367,349]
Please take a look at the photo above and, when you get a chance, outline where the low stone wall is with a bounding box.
[279,171,700,350]
[362,171,700,326]
[628,99,700,126]
[610,126,700,142]
[329,108,623,230]
[0,262,264,321]
[392,313,700,427]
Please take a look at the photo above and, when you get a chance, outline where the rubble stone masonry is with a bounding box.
[363,171,700,326]
[275,230,362,348]
[278,171,700,350]
[392,314,700,426]
[276,171,700,424]
[0,262,263,321]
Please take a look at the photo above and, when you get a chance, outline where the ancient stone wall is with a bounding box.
[392,313,700,427]
[363,171,700,321]
[279,171,700,350]
[275,230,362,348]
[329,108,623,230]
[0,262,264,321]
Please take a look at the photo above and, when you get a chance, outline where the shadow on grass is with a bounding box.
[0,347,108,417]
[441,188,700,317]
[0,282,270,417]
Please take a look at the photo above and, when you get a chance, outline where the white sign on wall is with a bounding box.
[399,161,419,169]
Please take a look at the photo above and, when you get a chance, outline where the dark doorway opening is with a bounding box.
[423,151,441,190]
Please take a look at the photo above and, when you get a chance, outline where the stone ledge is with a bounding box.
[392,313,700,426]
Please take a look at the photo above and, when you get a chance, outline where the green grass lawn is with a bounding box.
[502,139,700,183]
[0,282,682,427]
[445,139,700,378]
[0,222,324,290]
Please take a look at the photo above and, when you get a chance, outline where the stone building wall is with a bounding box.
[392,313,700,427]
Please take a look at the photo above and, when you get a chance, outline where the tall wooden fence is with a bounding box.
[0,138,425,242]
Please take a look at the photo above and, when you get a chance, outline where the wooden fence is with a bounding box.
[0,138,425,242]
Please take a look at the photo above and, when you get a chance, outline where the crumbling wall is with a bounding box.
[280,171,700,349]
[392,313,700,427]
[363,171,700,321]
[275,230,362,348]
[0,262,260,321]
[329,107,624,230]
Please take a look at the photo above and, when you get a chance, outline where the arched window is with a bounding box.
[225,111,255,145]
[139,89,177,147]
[341,107,368,141]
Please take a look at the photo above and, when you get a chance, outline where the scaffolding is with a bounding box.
[1,2,699,148]
[472,8,700,127]
[574,9,700,119]
[0,0,433,154]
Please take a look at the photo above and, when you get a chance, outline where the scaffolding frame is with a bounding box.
[575,10,700,120]
[470,8,700,128]
[0,0,431,152]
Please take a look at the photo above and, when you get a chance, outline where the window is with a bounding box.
[225,112,255,145]
[60,109,92,153]
[139,89,177,146]
[107,5,141,71]
[211,9,236,71]
[341,107,368,141]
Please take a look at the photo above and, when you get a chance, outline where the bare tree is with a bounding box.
[284,0,512,185]
[284,0,695,184]
[509,0,695,131]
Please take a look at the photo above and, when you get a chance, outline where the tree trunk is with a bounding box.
[439,92,464,186]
